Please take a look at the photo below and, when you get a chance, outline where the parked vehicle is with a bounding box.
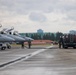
[59,34,76,49]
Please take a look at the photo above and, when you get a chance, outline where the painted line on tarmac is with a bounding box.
[0,46,53,68]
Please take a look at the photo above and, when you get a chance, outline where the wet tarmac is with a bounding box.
[0,45,76,75]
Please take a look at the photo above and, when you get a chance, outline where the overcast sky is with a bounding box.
[0,0,76,33]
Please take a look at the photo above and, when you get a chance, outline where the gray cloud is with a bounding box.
[0,0,76,15]
[0,0,59,14]
[29,12,47,22]
[0,0,76,33]
[67,10,76,21]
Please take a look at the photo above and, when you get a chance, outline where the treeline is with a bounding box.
[24,32,63,41]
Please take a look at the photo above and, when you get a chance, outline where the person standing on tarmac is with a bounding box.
[59,40,61,48]
[59,36,63,48]
[59,36,64,48]
[28,40,31,49]
[21,42,24,49]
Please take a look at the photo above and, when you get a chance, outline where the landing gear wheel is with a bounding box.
[7,46,11,49]
[1,47,6,50]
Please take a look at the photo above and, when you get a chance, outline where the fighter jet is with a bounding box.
[2,27,34,48]
[3,27,34,41]
[1,27,27,48]
[13,31,34,48]
[1,27,25,42]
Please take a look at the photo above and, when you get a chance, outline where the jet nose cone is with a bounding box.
[16,37,25,42]
[13,36,25,42]
[24,37,34,41]
[29,38,34,41]
[7,35,25,42]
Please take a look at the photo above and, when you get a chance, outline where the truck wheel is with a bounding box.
[64,47,68,49]
[73,47,76,49]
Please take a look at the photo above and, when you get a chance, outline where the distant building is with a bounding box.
[69,30,76,35]
[37,29,44,39]
[37,29,44,34]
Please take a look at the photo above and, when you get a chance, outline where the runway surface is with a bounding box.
[0,45,76,75]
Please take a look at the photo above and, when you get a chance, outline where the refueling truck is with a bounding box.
[59,34,76,49]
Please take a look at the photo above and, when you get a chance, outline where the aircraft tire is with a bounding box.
[7,46,11,49]
[1,47,6,50]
